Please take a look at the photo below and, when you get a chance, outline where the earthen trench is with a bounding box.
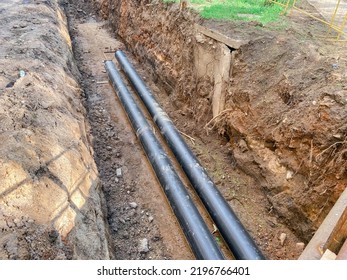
[3,0,346,260]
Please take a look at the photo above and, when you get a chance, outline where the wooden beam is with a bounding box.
[299,187,347,259]
[194,24,248,49]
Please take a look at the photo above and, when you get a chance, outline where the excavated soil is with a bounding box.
[0,0,109,259]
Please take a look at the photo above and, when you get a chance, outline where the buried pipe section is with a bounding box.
[104,60,225,260]
[115,51,265,260]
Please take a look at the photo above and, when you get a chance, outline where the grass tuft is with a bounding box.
[163,0,286,24]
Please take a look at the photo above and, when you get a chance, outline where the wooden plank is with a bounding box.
[336,238,347,260]
[194,24,248,49]
[324,206,347,253]
[299,187,347,259]
[212,43,231,118]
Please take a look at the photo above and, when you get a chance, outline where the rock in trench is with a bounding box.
[138,238,149,253]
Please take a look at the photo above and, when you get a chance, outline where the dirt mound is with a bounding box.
[0,0,109,259]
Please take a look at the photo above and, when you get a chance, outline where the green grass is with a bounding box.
[163,0,286,24]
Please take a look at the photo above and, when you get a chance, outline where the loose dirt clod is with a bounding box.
[296,242,305,252]
[129,202,138,209]
[280,233,287,246]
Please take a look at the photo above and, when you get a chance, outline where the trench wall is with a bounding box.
[0,0,110,259]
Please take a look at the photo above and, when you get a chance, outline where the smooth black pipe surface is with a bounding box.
[115,51,265,260]
[104,60,225,260]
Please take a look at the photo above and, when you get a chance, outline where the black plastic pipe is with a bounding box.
[104,60,225,260]
[115,51,265,260]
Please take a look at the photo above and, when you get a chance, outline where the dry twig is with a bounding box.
[204,109,233,130]
[178,130,195,145]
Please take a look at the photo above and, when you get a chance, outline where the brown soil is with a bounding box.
[0,0,109,259]
[1,0,346,260]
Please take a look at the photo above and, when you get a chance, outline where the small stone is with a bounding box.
[19,70,26,78]
[129,202,138,209]
[114,178,119,183]
[6,81,15,88]
[106,146,112,151]
[279,233,287,246]
[296,242,305,251]
[333,134,342,139]
[48,230,59,243]
[148,216,154,223]
[116,168,122,177]
[138,238,149,253]
[286,170,294,180]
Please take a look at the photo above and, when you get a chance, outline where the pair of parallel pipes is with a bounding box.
[105,51,264,260]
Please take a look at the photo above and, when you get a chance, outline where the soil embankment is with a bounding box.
[0,0,109,259]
